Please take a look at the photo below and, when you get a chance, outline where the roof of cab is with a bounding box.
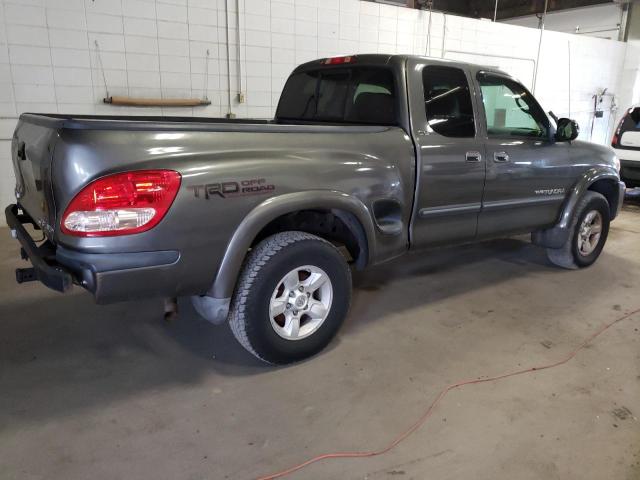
[294,53,511,78]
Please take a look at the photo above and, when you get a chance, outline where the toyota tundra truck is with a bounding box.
[5,54,625,364]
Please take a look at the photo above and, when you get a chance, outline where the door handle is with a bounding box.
[493,151,509,162]
[465,151,482,162]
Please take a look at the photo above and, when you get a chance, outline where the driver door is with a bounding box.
[475,71,573,238]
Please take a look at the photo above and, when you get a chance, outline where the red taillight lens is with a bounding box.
[322,55,355,65]
[612,113,627,147]
[61,170,181,237]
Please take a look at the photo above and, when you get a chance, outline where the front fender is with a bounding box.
[532,167,623,248]
[557,167,620,230]
[208,190,376,299]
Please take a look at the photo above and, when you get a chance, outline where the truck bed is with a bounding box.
[9,111,415,302]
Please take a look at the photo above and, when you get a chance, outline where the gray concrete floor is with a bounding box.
[1,195,640,480]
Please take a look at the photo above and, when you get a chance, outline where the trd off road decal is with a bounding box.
[189,178,275,199]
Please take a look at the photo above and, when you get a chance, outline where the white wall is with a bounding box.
[0,0,634,226]
[616,40,640,124]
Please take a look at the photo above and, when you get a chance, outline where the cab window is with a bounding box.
[477,73,549,138]
[422,66,475,138]
[276,67,397,125]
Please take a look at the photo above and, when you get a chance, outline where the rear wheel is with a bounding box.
[229,231,351,364]
[546,191,610,269]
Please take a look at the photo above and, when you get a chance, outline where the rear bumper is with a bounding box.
[614,147,640,162]
[620,159,640,187]
[6,204,181,303]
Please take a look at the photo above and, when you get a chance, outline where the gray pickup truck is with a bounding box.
[6,54,625,364]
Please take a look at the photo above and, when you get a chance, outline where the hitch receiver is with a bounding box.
[16,267,37,284]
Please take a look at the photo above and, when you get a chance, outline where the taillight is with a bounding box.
[322,55,355,65]
[612,112,627,147]
[61,170,181,237]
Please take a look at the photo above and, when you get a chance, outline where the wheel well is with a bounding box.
[588,179,619,217]
[251,209,369,269]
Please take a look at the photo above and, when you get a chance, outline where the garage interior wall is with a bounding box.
[0,0,639,226]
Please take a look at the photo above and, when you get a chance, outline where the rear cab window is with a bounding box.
[618,107,640,149]
[276,66,397,126]
[620,107,640,132]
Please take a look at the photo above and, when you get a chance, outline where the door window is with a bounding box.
[477,73,549,138]
[422,66,475,138]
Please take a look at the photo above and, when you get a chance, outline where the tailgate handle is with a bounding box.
[17,142,26,160]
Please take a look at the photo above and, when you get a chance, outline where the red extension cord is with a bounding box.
[256,307,640,480]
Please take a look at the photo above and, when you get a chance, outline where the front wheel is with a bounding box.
[229,231,352,364]
[546,191,610,269]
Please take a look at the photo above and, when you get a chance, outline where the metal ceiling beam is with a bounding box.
[414,0,614,20]
[493,0,614,20]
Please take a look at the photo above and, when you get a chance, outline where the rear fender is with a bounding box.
[209,190,376,299]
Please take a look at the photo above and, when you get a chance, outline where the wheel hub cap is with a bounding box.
[294,294,307,309]
[269,265,333,341]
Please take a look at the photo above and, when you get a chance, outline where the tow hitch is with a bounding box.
[6,204,74,293]
[16,267,37,283]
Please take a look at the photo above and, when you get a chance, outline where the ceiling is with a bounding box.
[406,0,616,20]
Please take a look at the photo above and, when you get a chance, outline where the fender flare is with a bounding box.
[208,190,376,299]
[532,167,622,248]
[557,167,620,229]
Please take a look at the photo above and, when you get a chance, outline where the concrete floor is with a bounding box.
[1,195,639,480]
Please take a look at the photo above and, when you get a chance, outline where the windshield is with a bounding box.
[276,67,397,125]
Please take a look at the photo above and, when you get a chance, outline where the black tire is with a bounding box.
[546,191,610,269]
[229,231,352,364]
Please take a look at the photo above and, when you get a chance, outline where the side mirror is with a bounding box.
[555,118,579,142]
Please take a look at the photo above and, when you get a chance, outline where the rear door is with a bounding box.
[475,72,572,237]
[407,59,486,247]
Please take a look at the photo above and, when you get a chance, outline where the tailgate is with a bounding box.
[12,115,60,236]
